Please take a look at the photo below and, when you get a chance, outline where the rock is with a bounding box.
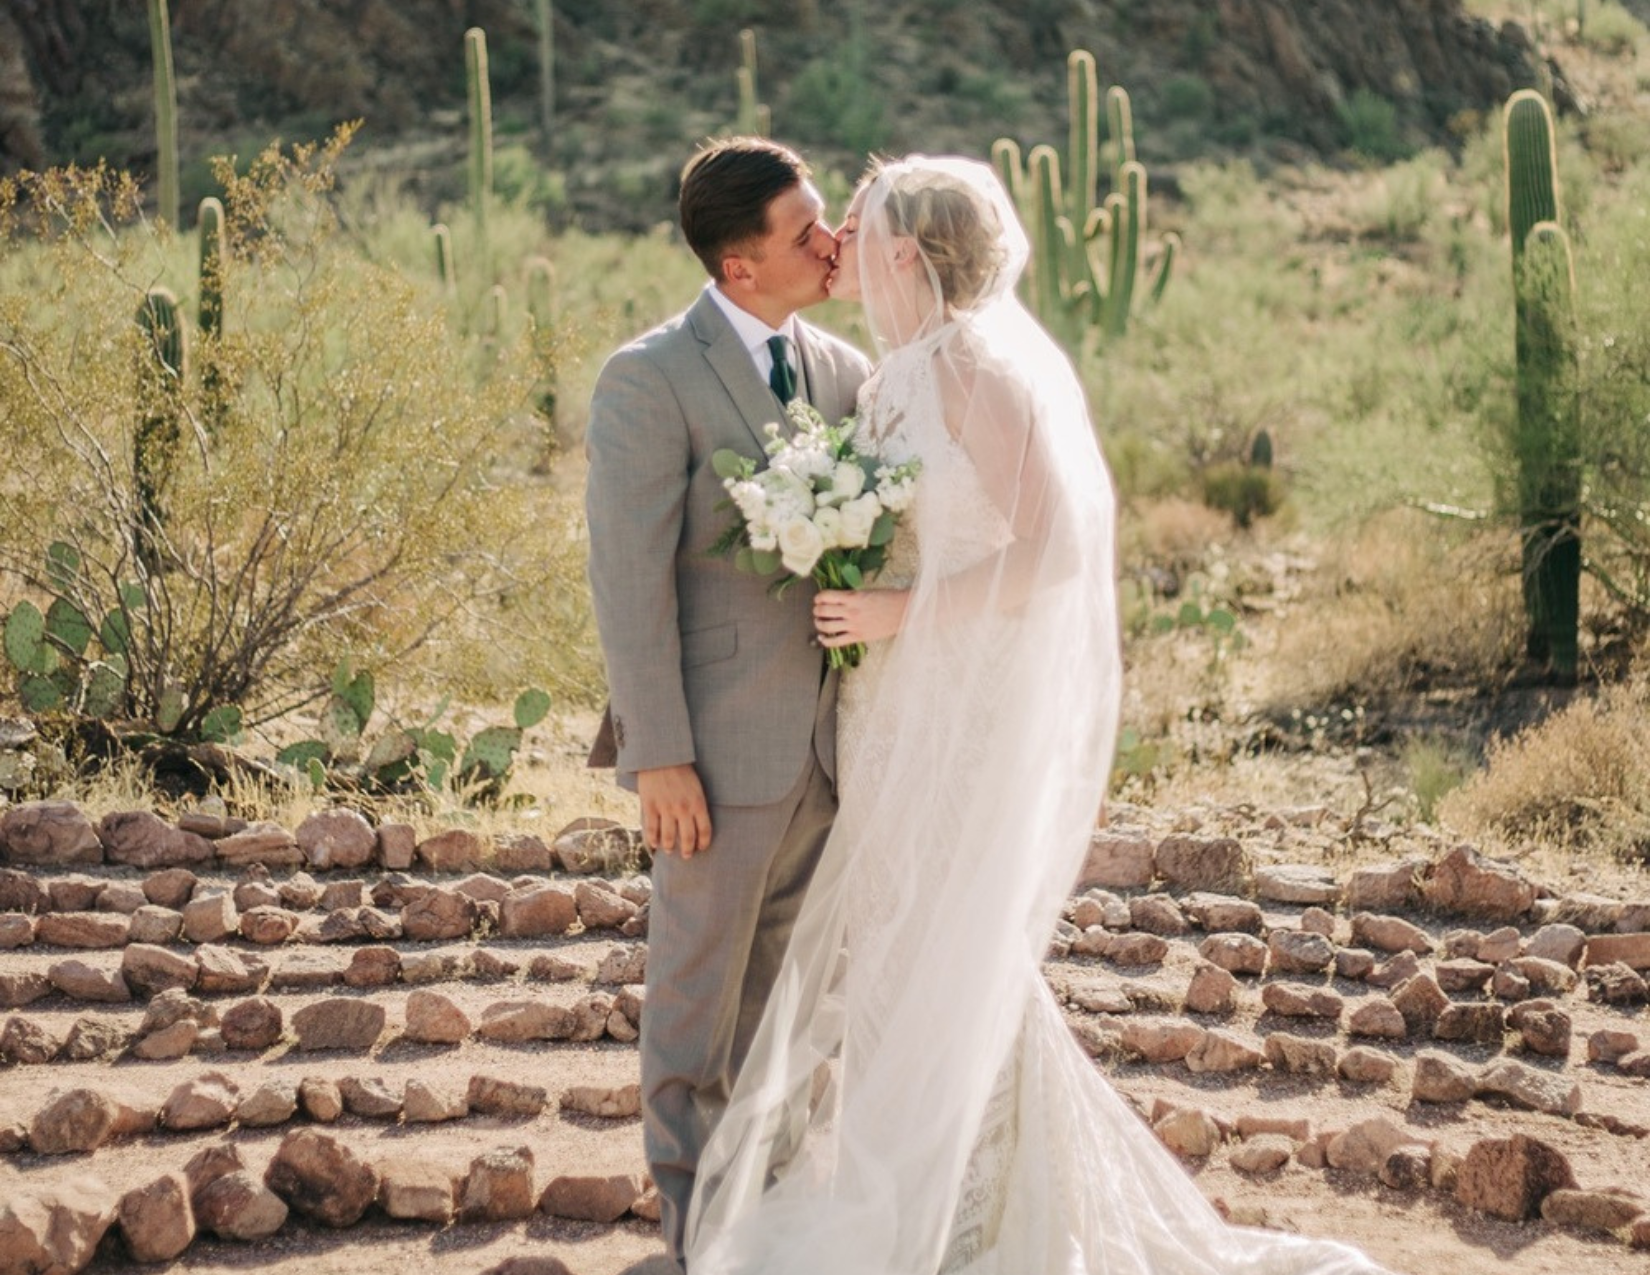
[575,879,640,930]
[1441,928,1485,959]
[127,904,183,945]
[1391,973,1449,1035]
[553,820,643,874]
[0,867,50,914]
[499,883,578,939]
[404,989,472,1043]
[343,945,401,988]
[133,1019,198,1060]
[414,827,485,874]
[0,800,103,864]
[94,881,147,914]
[1261,982,1342,1021]
[295,808,377,870]
[1186,1028,1265,1073]
[402,951,470,983]
[539,1172,643,1223]
[483,1260,576,1275]
[30,1087,124,1155]
[492,832,555,873]
[318,879,367,910]
[1337,1045,1398,1084]
[376,822,417,870]
[162,1072,240,1131]
[1347,997,1406,1039]
[1584,932,1650,971]
[1587,1028,1639,1063]
[570,992,614,1042]
[340,1076,403,1120]
[121,944,199,998]
[478,1000,575,1044]
[596,943,648,986]
[463,1146,537,1221]
[1120,1017,1205,1063]
[215,823,303,868]
[220,997,284,1051]
[1184,963,1238,1014]
[36,911,130,949]
[1334,948,1376,980]
[1455,1135,1576,1221]
[1434,959,1495,994]
[1326,1117,1413,1175]
[1230,1133,1295,1174]
[1300,906,1337,936]
[48,876,102,912]
[1154,835,1247,891]
[1545,893,1625,932]
[194,1170,288,1240]
[195,945,268,994]
[1508,955,1577,995]
[1492,961,1532,1002]
[1585,961,1649,1006]
[235,1081,298,1127]
[269,950,347,989]
[1097,932,1170,966]
[1350,912,1432,955]
[0,1015,61,1064]
[298,1077,343,1123]
[1366,949,1422,989]
[1265,1031,1338,1076]
[181,893,239,944]
[1266,929,1335,975]
[98,810,213,868]
[140,986,212,1033]
[378,1160,460,1223]
[1198,933,1268,975]
[1153,1107,1223,1158]
[1379,1146,1432,1192]
[561,1083,642,1119]
[0,1175,117,1272]
[405,1079,469,1123]
[468,1074,549,1118]
[239,905,300,945]
[234,880,281,911]
[1181,893,1264,933]
[265,1129,379,1227]
[1253,863,1340,905]
[62,1016,130,1060]
[177,803,245,838]
[402,888,476,941]
[117,1172,194,1262]
[1423,845,1537,921]
[48,959,131,1003]
[291,998,385,1052]
[1526,924,1586,968]
[1345,859,1423,911]
[1077,832,1154,888]
[1508,1001,1571,1058]
[1412,1050,1477,1103]
[527,952,591,982]
[1127,894,1189,937]
[1540,1187,1646,1234]
[1432,1003,1505,1045]
[1476,1058,1583,1116]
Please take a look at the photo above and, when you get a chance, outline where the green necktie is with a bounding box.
[768,334,798,403]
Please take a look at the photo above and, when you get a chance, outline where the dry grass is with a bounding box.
[1439,673,1650,861]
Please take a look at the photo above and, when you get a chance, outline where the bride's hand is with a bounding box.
[814,588,909,648]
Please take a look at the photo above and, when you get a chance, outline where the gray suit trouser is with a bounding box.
[642,750,836,1269]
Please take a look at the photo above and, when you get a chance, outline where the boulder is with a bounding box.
[1261,982,1342,1021]
[1326,1117,1413,1175]
[1584,932,1650,971]
[47,958,130,1003]
[1475,1058,1582,1116]
[0,1175,117,1272]
[264,1129,379,1227]
[0,801,103,864]
[99,810,213,868]
[1336,1045,1399,1085]
[404,989,473,1044]
[1153,1107,1223,1158]
[1391,973,1450,1035]
[499,884,578,939]
[1120,1017,1205,1063]
[194,1171,288,1240]
[235,1081,298,1127]
[405,1079,469,1123]
[553,820,643,875]
[1266,929,1335,975]
[1333,948,1376,980]
[1455,1135,1576,1220]
[30,1087,124,1155]
[1526,923,1586,968]
[220,997,284,1051]
[416,827,487,874]
[36,912,130,949]
[1434,959,1495,994]
[291,998,386,1052]
[121,944,200,997]
[161,1072,240,1131]
[468,1074,549,1118]
[538,1172,643,1223]
[376,822,417,870]
[1540,1187,1646,1235]
[1587,1028,1640,1063]
[1432,1003,1506,1045]
[1347,997,1406,1039]
[181,893,239,944]
[1230,1133,1295,1174]
[1350,913,1432,955]
[1180,893,1263,933]
[94,881,147,914]
[0,867,51,913]
[0,1015,61,1064]
[1422,845,1537,921]
[1253,864,1340,905]
[215,823,303,868]
[477,1000,574,1044]
[1183,963,1238,1015]
[117,1172,195,1262]
[1507,1001,1571,1058]
[596,943,648,986]
[62,1016,131,1060]
[1185,1028,1265,1073]
[238,906,300,945]
[343,945,401,988]
[1264,1031,1338,1076]
[1077,832,1154,888]
[339,1076,402,1120]
[194,945,268,994]
[492,832,554,873]
[1154,835,1247,891]
[1198,932,1268,976]
[560,1083,642,1119]
[463,1146,537,1222]
[402,888,476,941]
[1412,1050,1476,1103]
[378,1160,460,1223]
[1345,860,1423,911]
[298,1077,344,1123]
[295,809,377,870]
[127,905,184,945]
[1585,961,1649,1006]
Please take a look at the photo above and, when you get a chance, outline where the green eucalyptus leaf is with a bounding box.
[750,549,782,575]
[712,448,751,481]
[733,547,757,574]
[868,511,896,547]
[513,688,551,729]
[840,562,864,589]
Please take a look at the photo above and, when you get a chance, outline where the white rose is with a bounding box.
[811,506,845,549]
[880,477,917,514]
[728,479,768,523]
[827,461,866,505]
[777,517,826,577]
[762,470,815,523]
[837,493,881,548]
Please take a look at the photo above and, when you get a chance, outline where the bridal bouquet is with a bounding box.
[711,400,920,669]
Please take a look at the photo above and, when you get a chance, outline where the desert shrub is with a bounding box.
[1161,73,1214,121]
[1438,675,1650,859]
[1345,151,1448,242]
[1199,462,1285,527]
[786,57,887,154]
[1402,735,1476,822]
[0,132,596,736]
[1336,89,1411,164]
[1580,1,1646,54]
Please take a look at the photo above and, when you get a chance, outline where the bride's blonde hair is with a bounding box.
[865,157,1009,311]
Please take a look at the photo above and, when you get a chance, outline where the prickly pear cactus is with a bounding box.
[4,602,52,676]
[460,724,522,783]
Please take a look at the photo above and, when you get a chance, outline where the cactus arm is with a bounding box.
[433,222,456,292]
[465,27,494,276]
[147,0,179,228]
[536,0,555,148]
[1067,50,1099,229]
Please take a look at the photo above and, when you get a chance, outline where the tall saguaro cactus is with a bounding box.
[1504,89,1582,676]
[993,50,1176,355]
[146,0,179,227]
[535,0,555,150]
[736,28,770,136]
[134,287,188,568]
[197,196,228,432]
[466,27,494,278]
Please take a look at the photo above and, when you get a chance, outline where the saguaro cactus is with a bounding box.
[147,0,179,227]
[525,254,559,444]
[134,287,187,567]
[535,0,555,148]
[197,196,227,432]
[736,28,770,136]
[993,50,1176,354]
[1504,89,1581,676]
[465,27,494,276]
[433,222,456,293]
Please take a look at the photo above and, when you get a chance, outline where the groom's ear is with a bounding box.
[721,253,756,292]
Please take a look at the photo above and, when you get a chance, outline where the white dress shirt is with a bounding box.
[706,284,802,394]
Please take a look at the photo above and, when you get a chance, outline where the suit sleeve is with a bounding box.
[585,346,697,774]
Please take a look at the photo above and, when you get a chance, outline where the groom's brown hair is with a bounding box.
[679,136,811,282]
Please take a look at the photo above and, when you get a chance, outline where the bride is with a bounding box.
[682,155,1391,1275]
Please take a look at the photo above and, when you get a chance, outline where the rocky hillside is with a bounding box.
[2,0,1550,229]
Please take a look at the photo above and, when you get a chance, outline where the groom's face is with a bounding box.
[722,180,836,321]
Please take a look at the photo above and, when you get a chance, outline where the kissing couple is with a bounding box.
[585,137,1390,1275]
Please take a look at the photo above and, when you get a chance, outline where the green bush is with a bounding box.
[1161,73,1214,121]
[1337,88,1411,164]
[1580,1,1646,54]
[1200,462,1284,528]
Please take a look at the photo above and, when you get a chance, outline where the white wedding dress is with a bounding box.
[685,157,1391,1275]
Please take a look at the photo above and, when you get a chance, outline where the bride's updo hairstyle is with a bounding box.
[871,159,1010,311]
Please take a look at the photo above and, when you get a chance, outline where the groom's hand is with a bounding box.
[638,763,713,859]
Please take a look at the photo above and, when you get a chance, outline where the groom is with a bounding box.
[584,136,871,1270]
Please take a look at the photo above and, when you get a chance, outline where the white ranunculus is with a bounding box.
[811,506,845,549]
[880,476,917,514]
[777,517,826,577]
[728,479,768,523]
[825,460,866,506]
[762,470,816,524]
[750,527,778,552]
[837,493,881,548]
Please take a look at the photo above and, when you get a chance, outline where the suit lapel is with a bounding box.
[690,292,786,454]
[796,324,833,417]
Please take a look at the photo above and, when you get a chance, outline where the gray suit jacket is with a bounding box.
[586,289,872,808]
